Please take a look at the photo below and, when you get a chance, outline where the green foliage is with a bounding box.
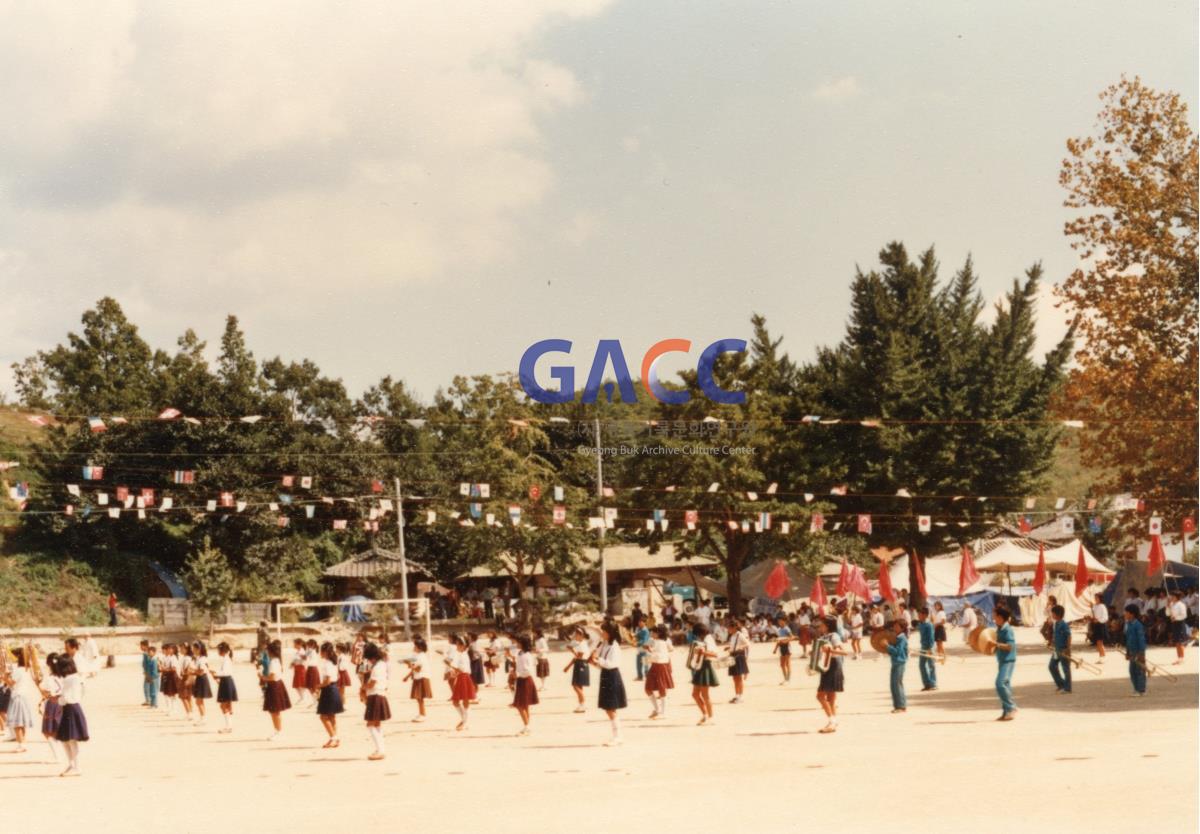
[182,537,236,622]
[0,553,110,628]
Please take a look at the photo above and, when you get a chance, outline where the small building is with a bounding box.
[322,546,432,600]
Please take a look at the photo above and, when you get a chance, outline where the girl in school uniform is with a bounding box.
[644,624,674,719]
[0,661,10,738]
[336,642,354,701]
[38,652,64,762]
[316,642,344,749]
[727,617,751,704]
[932,602,948,659]
[290,639,309,706]
[260,640,292,741]
[447,634,477,731]
[191,642,213,725]
[565,627,591,714]
[360,643,390,760]
[3,647,38,753]
[482,631,499,687]
[467,632,486,689]
[214,642,238,734]
[689,623,721,726]
[159,643,179,715]
[176,643,195,721]
[55,656,88,776]
[304,638,322,701]
[510,634,539,736]
[533,629,550,691]
[590,622,627,746]
[814,617,848,734]
[405,637,432,723]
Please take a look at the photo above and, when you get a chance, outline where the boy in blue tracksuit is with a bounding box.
[142,642,160,708]
[1123,604,1147,696]
[1048,605,1072,694]
[993,607,1018,720]
[887,620,908,712]
[916,608,937,691]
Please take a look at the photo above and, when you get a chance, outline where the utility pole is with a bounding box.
[594,417,607,615]
[394,477,411,641]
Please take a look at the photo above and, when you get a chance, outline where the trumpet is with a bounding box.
[915,650,963,665]
[1057,650,1102,676]
[1117,649,1178,683]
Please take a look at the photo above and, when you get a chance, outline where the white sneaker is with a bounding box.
[604,736,622,746]
[412,715,426,723]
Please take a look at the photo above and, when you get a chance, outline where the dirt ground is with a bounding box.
[2,626,1194,834]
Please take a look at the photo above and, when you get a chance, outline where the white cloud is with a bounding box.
[811,75,861,101]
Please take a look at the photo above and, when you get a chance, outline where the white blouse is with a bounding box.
[367,660,389,696]
[450,649,471,675]
[596,642,621,670]
[60,673,84,705]
[648,639,671,664]
[534,637,549,658]
[320,659,338,684]
[515,651,536,678]
[194,656,209,674]
[216,655,234,677]
[305,650,319,668]
[268,657,283,678]
[411,652,429,680]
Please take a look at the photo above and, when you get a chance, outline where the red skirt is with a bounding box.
[411,678,433,700]
[337,670,352,688]
[263,680,292,713]
[305,666,321,690]
[364,694,391,723]
[511,677,539,709]
[291,665,307,689]
[160,670,178,697]
[451,672,478,703]
[645,662,675,694]
[797,627,813,646]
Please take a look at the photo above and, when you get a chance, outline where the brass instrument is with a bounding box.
[1117,649,1178,683]
[1057,650,1102,676]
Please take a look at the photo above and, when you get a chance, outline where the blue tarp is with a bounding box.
[926,590,999,627]
[341,595,370,623]
[1103,560,1199,606]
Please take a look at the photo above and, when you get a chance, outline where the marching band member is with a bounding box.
[887,619,908,713]
[316,642,344,748]
[796,607,813,658]
[510,635,539,736]
[993,607,1018,720]
[1048,605,1072,694]
[566,627,591,713]
[214,642,237,733]
[814,617,847,734]
[1168,590,1188,665]
[1123,604,1148,696]
[591,622,627,746]
[727,617,750,704]
[773,615,793,684]
[689,622,720,725]
[644,624,674,719]
[1089,597,1108,661]
[916,608,937,691]
[360,642,390,760]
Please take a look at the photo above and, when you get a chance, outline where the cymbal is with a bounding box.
[967,624,986,652]
[974,627,998,656]
[870,629,896,655]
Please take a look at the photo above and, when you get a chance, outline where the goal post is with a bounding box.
[274,598,431,647]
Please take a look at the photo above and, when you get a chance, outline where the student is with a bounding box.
[336,642,354,700]
[773,615,793,684]
[1123,604,1148,696]
[916,608,938,692]
[290,638,309,706]
[448,634,477,731]
[644,624,674,719]
[176,643,195,721]
[467,632,486,688]
[482,631,499,687]
[565,627,591,713]
[960,603,978,640]
[848,606,865,660]
[138,640,153,706]
[887,619,908,713]
[932,602,948,659]
[316,642,344,748]
[159,643,178,715]
[360,643,390,761]
[533,629,550,691]
[1168,590,1189,665]
[591,621,627,746]
[1048,605,1072,694]
[305,639,322,702]
[214,642,237,733]
[689,622,720,726]
[143,643,160,709]
[1089,598,1108,661]
[634,618,651,681]
[3,648,38,753]
[260,640,292,740]
[993,607,1018,720]
[511,634,539,736]
[405,637,431,722]
[191,642,213,725]
[38,652,63,763]
[813,617,847,734]
[54,657,88,776]
[726,617,750,704]
[897,603,911,634]
[796,607,813,657]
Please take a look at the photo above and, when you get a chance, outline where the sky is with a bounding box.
[1,0,1196,404]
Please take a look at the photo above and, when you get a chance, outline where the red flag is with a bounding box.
[1183,517,1196,534]
[810,576,828,610]
[912,552,927,598]
[1074,542,1089,596]
[1032,543,1046,594]
[958,544,981,596]
[764,562,790,600]
[877,558,896,602]
[1018,515,1032,534]
[849,565,871,599]
[835,558,851,596]
[1147,534,1166,578]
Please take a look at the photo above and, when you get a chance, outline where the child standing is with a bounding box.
[773,616,793,684]
[510,635,539,736]
[814,617,848,734]
[361,643,391,761]
[566,627,591,713]
[38,652,63,763]
[214,642,238,734]
[447,634,477,731]
[727,617,750,704]
[304,639,322,703]
[591,622,627,746]
[316,642,344,748]
[689,623,720,726]
[260,640,292,740]
[405,637,431,723]
[54,657,88,776]
[887,619,908,713]
[191,642,213,725]
[336,643,354,701]
[3,648,38,753]
[290,639,309,706]
[534,629,550,691]
[159,643,178,715]
[644,625,674,719]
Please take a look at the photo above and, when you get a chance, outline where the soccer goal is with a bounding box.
[274,598,431,647]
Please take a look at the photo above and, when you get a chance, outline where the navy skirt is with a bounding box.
[0,685,9,712]
[729,651,750,677]
[193,674,213,700]
[41,699,63,736]
[934,625,948,642]
[364,694,391,722]
[56,703,89,742]
[1172,621,1190,644]
[571,659,590,688]
[262,680,291,713]
[691,660,719,688]
[818,662,845,693]
[317,683,344,716]
[217,677,238,703]
[470,656,485,685]
[597,668,627,711]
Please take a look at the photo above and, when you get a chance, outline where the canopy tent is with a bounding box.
[887,553,987,597]
[972,539,1110,576]
[1102,560,1199,606]
[739,559,817,602]
[1017,578,1106,624]
[644,570,728,600]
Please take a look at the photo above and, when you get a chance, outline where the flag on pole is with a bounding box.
[1075,542,1090,596]
[877,558,896,602]
[849,565,871,600]
[810,575,828,611]
[764,562,790,600]
[1149,516,1162,535]
[1032,543,1046,595]
[958,545,981,596]
[835,559,850,597]
[913,552,927,599]
[1147,534,1166,577]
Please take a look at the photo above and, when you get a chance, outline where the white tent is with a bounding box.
[972,539,1109,576]
[886,553,986,597]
